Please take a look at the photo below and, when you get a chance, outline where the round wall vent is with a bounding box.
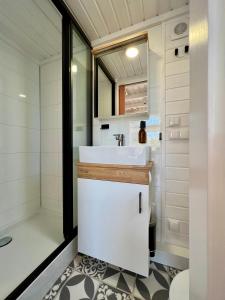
[174,22,188,35]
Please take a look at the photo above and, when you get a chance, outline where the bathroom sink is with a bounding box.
[79,146,150,166]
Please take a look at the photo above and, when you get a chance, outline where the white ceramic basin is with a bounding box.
[79,146,150,165]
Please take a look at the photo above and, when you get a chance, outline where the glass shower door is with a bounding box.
[0,0,64,297]
[71,28,92,228]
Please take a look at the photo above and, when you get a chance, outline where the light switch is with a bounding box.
[179,128,189,139]
[169,128,189,140]
[169,129,180,139]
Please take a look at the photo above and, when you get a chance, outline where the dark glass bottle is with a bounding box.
[139,121,147,143]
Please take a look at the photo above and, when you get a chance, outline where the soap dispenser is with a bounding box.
[139,121,147,143]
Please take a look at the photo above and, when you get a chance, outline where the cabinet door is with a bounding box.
[78,178,150,276]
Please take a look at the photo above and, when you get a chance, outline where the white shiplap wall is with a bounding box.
[163,16,189,248]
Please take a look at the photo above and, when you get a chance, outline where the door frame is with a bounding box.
[52,0,93,239]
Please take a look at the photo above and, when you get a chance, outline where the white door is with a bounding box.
[78,178,150,276]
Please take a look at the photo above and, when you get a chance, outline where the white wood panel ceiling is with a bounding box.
[65,0,189,42]
[0,0,61,62]
[101,41,147,82]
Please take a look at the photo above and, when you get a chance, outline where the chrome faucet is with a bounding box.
[113,134,124,146]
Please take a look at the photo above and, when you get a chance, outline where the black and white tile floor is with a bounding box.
[43,254,180,300]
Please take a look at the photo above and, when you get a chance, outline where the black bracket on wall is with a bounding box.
[185,45,189,53]
[175,45,189,57]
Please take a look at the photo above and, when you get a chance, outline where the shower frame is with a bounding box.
[6,0,93,298]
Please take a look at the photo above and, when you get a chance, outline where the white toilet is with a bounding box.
[169,269,189,300]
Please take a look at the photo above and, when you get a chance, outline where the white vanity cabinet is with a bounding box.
[78,178,150,276]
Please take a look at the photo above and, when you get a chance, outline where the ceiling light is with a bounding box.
[125,47,139,58]
[72,64,78,73]
[19,94,26,98]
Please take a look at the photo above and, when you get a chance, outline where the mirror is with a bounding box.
[95,58,115,118]
[94,37,148,119]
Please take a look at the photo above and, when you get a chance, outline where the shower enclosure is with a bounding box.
[0,0,92,298]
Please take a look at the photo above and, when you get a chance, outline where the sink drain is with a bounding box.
[0,236,12,247]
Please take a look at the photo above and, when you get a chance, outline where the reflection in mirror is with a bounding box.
[94,38,148,119]
[98,67,112,118]
[119,81,147,115]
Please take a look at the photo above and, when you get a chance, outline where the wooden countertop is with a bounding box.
[77,161,153,185]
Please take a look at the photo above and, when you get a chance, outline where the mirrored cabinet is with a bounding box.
[94,35,149,119]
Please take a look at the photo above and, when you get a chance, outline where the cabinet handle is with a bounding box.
[139,192,142,214]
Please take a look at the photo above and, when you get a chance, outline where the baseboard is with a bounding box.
[17,237,77,300]
[151,242,189,270]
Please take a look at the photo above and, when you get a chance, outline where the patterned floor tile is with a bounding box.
[74,254,108,280]
[43,265,74,300]
[150,262,168,273]
[43,254,179,300]
[55,270,100,300]
[102,265,136,294]
[150,261,180,280]
[94,283,134,300]
[165,266,180,280]
[133,269,170,300]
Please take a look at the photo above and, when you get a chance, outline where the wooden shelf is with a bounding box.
[77,161,153,185]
